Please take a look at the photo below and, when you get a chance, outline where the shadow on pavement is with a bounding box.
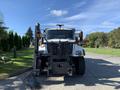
[64,58,120,89]
[0,57,120,90]
[35,58,120,89]
[0,74,27,90]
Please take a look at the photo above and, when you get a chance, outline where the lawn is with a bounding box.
[85,48,120,57]
[0,48,34,75]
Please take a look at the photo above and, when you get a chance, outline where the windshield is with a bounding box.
[46,30,74,39]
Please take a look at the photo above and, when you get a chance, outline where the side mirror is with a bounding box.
[75,37,79,44]
[79,31,83,42]
[43,30,46,33]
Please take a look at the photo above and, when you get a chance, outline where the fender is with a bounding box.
[72,44,85,57]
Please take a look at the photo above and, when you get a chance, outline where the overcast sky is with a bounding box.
[0,0,120,36]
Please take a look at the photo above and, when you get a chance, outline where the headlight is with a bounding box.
[75,51,81,55]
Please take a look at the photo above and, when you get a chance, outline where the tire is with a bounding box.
[74,56,85,76]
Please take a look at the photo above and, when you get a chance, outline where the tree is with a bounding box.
[14,33,19,50]
[86,32,108,48]
[86,32,98,47]
[0,22,8,41]
[0,21,23,51]
[8,31,14,50]
[0,22,8,50]
[22,36,30,48]
[1,38,9,51]
[18,36,22,49]
[25,27,33,42]
[108,28,120,48]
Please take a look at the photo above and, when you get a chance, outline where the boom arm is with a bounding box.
[34,23,42,76]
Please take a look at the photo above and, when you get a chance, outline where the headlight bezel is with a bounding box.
[75,50,81,55]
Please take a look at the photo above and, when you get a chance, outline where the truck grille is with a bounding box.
[47,43,73,56]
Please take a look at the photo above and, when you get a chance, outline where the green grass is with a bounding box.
[85,48,120,56]
[0,48,34,74]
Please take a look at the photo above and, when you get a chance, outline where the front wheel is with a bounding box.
[74,56,85,76]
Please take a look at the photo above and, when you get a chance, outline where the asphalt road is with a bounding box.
[0,53,120,90]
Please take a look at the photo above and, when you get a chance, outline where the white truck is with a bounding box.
[34,24,85,76]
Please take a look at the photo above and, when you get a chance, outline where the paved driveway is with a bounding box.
[0,53,120,90]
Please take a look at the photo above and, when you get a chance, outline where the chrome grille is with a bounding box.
[47,43,73,56]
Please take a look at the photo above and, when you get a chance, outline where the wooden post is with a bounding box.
[13,46,16,58]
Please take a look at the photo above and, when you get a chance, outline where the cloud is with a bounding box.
[65,1,119,21]
[90,0,120,12]
[45,23,57,27]
[65,13,87,21]
[49,0,120,36]
[74,1,86,8]
[50,10,68,16]
[102,21,115,26]
[47,8,51,11]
